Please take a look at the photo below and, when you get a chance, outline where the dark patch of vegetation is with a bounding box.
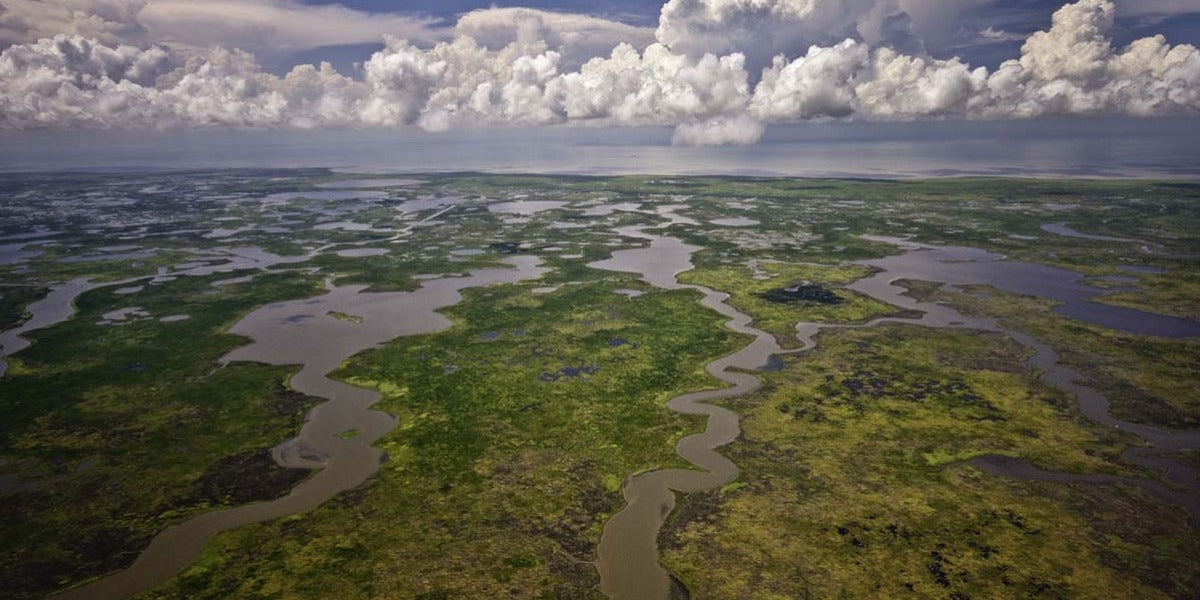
[190,450,311,506]
[0,285,47,331]
[488,241,523,254]
[757,281,843,305]
[537,364,600,382]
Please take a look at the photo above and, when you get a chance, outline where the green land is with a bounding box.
[0,172,1197,599]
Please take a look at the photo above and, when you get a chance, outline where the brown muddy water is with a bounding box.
[4,198,457,382]
[13,217,1196,599]
[0,242,350,379]
[54,256,548,600]
[590,226,793,600]
[590,230,1200,600]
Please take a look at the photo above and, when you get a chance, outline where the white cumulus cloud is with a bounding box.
[979,0,1200,117]
[558,42,751,124]
[750,0,1199,122]
[654,0,992,72]
[454,7,655,69]
[750,39,868,120]
[0,0,1196,144]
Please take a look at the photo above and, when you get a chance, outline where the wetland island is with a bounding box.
[1,172,1198,599]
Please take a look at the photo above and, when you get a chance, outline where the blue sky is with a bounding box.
[285,0,1200,74]
[284,0,663,73]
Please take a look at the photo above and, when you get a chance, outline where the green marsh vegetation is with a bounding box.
[0,271,328,598]
[677,262,908,347]
[898,280,1200,430]
[660,325,1199,599]
[146,275,746,599]
[0,285,47,331]
[0,171,1197,598]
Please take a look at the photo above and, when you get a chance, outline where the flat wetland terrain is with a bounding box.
[0,171,1197,599]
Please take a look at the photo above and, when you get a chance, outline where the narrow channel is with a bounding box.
[591,231,1200,600]
[841,237,1200,527]
[590,226,797,600]
[56,256,549,600]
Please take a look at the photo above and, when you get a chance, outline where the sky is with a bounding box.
[0,0,1198,145]
[292,0,1200,69]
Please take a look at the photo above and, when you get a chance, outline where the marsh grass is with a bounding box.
[660,325,1198,599]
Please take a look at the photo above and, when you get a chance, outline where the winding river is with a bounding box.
[8,212,1197,599]
[55,256,549,600]
[590,226,794,599]
[590,230,1200,599]
[845,238,1200,525]
[0,200,471,598]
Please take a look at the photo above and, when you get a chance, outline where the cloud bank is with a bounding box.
[0,0,1197,145]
